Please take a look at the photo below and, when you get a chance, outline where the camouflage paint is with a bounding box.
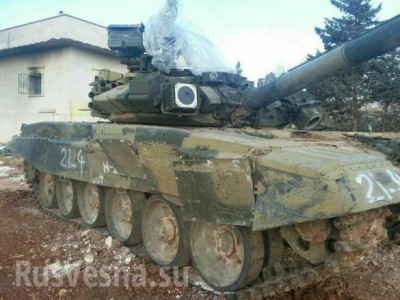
[8,122,400,229]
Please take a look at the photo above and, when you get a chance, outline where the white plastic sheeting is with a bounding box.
[144,0,234,75]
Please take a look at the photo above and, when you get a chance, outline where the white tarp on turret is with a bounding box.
[144,0,234,75]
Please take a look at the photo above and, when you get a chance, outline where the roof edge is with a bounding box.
[0,14,106,33]
[0,38,118,59]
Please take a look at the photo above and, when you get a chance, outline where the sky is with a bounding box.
[0,0,399,81]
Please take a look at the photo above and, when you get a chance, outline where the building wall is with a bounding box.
[0,15,108,50]
[64,47,127,122]
[0,47,127,142]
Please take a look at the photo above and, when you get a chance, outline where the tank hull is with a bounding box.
[8,122,400,229]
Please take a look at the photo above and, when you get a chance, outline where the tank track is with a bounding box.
[27,166,388,299]
[33,191,329,299]
[230,208,388,299]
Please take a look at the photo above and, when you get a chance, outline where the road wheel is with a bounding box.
[105,189,145,246]
[56,178,80,218]
[190,223,264,292]
[141,196,190,267]
[77,182,106,228]
[38,172,58,209]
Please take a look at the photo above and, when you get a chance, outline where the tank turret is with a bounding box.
[89,15,400,129]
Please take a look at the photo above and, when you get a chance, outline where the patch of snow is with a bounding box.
[192,276,219,294]
[105,236,113,249]
[10,175,25,183]
[124,257,132,265]
[47,260,82,278]
[0,166,11,178]
[81,229,90,236]
[19,207,41,216]
[84,254,94,264]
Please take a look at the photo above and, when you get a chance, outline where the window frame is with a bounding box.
[28,72,43,97]
[18,74,29,94]
[18,67,44,97]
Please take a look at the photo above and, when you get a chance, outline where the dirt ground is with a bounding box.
[1,157,400,300]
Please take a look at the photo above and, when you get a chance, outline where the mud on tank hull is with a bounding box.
[8,121,400,295]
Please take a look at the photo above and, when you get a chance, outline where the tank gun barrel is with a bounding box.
[243,14,400,111]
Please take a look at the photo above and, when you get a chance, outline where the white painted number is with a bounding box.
[388,170,400,186]
[60,148,67,168]
[356,169,400,204]
[356,174,384,203]
[60,148,86,175]
[77,149,86,175]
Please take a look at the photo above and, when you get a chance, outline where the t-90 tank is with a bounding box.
[7,5,400,297]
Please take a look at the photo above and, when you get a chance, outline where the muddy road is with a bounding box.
[1,156,400,299]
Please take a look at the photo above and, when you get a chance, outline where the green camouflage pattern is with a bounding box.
[8,122,400,231]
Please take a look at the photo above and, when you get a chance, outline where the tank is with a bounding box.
[7,9,400,297]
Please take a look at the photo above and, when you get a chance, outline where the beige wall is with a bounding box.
[0,47,127,142]
[0,15,108,50]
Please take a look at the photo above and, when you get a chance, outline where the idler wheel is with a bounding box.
[190,223,264,292]
[280,219,332,265]
[38,172,58,209]
[141,196,190,267]
[56,178,80,218]
[105,189,145,246]
[77,182,106,227]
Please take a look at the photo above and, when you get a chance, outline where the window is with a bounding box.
[29,73,42,95]
[18,68,43,96]
[18,74,29,94]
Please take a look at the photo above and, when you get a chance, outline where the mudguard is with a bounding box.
[253,147,400,231]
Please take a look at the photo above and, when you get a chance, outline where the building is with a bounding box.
[0,14,127,142]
